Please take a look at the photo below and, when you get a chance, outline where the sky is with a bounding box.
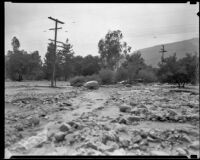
[5,3,199,61]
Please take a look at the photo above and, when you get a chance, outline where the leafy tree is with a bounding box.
[43,43,55,80]
[81,55,101,76]
[157,53,198,87]
[56,39,75,80]
[122,51,145,83]
[11,36,20,52]
[138,66,158,83]
[98,30,131,70]
[72,56,84,76]
[178,53,199,85]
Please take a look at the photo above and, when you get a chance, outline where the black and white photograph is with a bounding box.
[4,2,199,158]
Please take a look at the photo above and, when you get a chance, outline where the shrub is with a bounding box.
[114,67,129,82]
[138,69,157,83]
[99,68,115,84]
[69,76,86,87]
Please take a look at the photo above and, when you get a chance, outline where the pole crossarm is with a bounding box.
[48,39,65,45]
[159,45,167,53]
[48,17,64,24]
[49,27,62,30]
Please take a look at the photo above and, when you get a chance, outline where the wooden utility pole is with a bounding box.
[48,17,64,87]
[159,45,167,64]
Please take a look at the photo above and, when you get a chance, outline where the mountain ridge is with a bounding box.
[137,37,199,68]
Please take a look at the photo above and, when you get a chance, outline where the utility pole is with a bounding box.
[159,45,167,64]
[48,17,64,87]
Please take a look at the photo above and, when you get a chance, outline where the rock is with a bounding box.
[132,135,142,144]
[175,148,187,156]
[119,106,131,113]
[180,134,191,143]
[65,134,75,145]
[63,102,72,106]
[15,124,24,131]
[5,149,12,159]
[59,123,71,132]
[125,84,132,87]
[118,117,128,124]
[102,131,118,144]
[84,142,98,150]
[189,141,199,150]
[54,132,66,142]
[68,121,79,129]
[27,116,40,127]
[130,102,137,107]
[150,150,169,155]
[119,137,130,148]
[17,130,47,150]
[84,81,99,89]
[127,116,140,122]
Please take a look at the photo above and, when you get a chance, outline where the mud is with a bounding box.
[4,81,199,158]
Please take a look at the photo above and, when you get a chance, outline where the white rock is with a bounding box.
[84,81,99,89]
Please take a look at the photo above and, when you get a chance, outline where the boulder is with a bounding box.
[132,135,142,144]
[54,132,66,142]
[119,106,131,113]
[59,123,71,132]
[84,81,99,89]
[130,102,137,107]
[27,116,40,127]
[127,116,141,122]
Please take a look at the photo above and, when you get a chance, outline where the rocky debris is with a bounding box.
[119,106,131,113]
[84,81,99,90]
[59,123,71,132]
[189,141,199,150]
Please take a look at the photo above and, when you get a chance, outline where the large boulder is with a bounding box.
[84,81,99,89]
[119,106,131,113]
[59,123,71,132]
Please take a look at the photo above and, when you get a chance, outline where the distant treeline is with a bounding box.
[5,30,199,88]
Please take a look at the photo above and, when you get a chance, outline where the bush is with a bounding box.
[138,69,157,83]
[69,76,86,87]
[114,67,129,82]
[99,68,115,84]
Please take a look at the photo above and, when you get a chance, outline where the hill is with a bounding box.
[138,38,199,68]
